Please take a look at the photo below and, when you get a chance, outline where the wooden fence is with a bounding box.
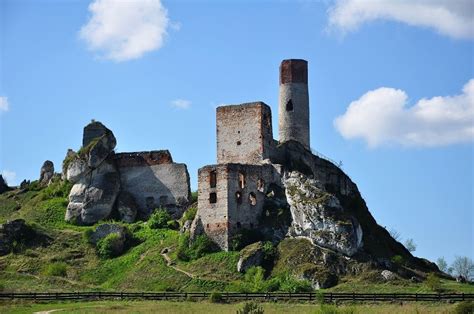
[0,292,472,302]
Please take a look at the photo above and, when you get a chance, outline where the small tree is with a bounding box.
[425,273,442,292]
[437,257,448,273]
[148,208,171,229]
[404,238,417,252]
[388,228,401,241]
[452,256,474,281]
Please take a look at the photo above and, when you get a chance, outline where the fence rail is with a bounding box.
[0,292,472,302]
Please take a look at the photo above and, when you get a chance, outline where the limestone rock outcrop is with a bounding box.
[283,171,363,256]
[0,219,49,255]
[64,121,191,225]
[65,123,120,225]
[0,175,11,194]
[39,160,54,185]
[237,241,265,273]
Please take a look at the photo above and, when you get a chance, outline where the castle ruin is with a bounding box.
[191,59,313,250]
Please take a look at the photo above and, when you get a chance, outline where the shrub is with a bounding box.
[262,241,276,260]
[209,292,223,303]
[237,301,264,314]
[391,255,405,266]
[176,233,219,261]
[83,229,94,244]
[182,206,197,222]
[244,267,266,292]
[96,233,123,259]
[148,208,171,229]
[167,220,179,230]
[455,301,474,314]
[276,273,313,293]
[43,262,67,277]
[425,273,442,292]
[191,191,198,203]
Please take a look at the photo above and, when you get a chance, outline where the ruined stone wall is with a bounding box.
[193,163,281,250]
[225,164,281,244]
[193,165,230,250]
[115,151,190,219]
[217,102,275,164]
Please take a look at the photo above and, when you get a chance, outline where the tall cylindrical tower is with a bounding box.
[278,59,310,149]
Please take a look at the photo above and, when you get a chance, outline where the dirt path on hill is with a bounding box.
[160,247,196,279]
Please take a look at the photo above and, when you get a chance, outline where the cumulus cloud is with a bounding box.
[328,0,474,39]
[334,79,474,147]
[79,0,169,61]
[171,99,191,110]
[1,170,16,186]
[0,96,9,112]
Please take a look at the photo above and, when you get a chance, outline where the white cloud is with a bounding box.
[328,0,474,40]
[334,79,474,148]
[79,0,169,61]
[1,170,16,186]
[0,96,9,112]
[171,99,191,110]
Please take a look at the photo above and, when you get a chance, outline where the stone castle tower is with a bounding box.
[278,59,310,149]
[191,59,311,250]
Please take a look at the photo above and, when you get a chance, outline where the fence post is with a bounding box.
[352,292,355,301]
[309,292,312,301]
[462,293,465,301]
[330,292,333,303]
[121,292,123,300]
[415,293,417,301]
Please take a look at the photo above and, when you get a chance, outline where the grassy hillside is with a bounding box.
[0,180,472,294]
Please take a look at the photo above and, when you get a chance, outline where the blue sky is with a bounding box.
[0,0,472,265]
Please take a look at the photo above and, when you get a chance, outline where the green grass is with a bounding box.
[0,300,461,314]
[1,182,473,296]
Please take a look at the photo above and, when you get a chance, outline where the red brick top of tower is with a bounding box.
[279,59,308,84]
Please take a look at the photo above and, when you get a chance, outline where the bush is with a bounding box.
[148,209,171,229]
[455,301,474,314]
[191,191,198,203]
[237,301,264,314]
[83,229,94,243]
[244,267,267,292]
[425,273,442,292]
[391,255,405,266]
[43,262,67,277]
[209,292,223,303]
[96,233,123,259]
[182,206,197,222]
[176,233,219,261]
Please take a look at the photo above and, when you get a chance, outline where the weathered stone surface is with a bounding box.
[116,191,138,223]
[117,161,191,220]
[66,158,88,184]
[66,160,120,225]
[297,266,338,289]
[39,160,54,185]
[237,241,264,273]
[0,219,37,255]
[381,270,396,281]
[180,220,192,234]
[0,175,11,194]
[87,132,116,168]
[88,223,128,245]
[284,171,363,256]
[83,121,116,149]
[19,180,30,189]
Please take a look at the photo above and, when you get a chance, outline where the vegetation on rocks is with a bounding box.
[0,180,472,295]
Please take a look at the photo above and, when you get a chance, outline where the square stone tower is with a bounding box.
[217,102,274,164]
